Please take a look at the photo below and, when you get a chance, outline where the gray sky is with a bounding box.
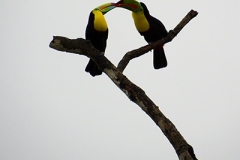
[1,0,239,159]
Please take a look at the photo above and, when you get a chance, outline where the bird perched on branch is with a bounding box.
[116,0,168,69]
[85,3,116,76]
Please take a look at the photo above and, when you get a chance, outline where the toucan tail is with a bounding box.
[153,47,167,69]
[85,59,102,77]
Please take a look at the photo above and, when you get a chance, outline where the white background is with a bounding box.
[1,0,239,159]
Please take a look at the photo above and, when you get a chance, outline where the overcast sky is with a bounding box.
[1,0,239,159]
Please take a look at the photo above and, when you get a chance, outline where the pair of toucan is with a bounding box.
[85,0,168,77]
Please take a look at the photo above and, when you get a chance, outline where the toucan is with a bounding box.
[116,0,168,69]
[85,3,116,77]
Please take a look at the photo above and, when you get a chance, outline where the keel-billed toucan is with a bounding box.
[116,0,168,69]
[85,3,116,77]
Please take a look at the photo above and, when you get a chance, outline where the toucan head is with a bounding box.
[94,2,117,15]
[115,0,142,13]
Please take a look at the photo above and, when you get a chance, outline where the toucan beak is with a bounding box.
[115,0,123,6]
[114,0,141,13]
[97,3,117,14]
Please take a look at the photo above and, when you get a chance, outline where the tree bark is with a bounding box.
[49,10,198,160]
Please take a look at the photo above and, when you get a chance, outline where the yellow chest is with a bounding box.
[93,11,108,32]
[132,12,150,32]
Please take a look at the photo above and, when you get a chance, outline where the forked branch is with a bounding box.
[49,10,198,160]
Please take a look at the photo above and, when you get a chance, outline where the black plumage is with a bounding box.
[85,12,108,76]
[138,2,168,69]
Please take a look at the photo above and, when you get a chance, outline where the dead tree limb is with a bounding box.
[117,10,198,73]
[49,10,198,160]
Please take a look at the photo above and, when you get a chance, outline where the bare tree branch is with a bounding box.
[117,10,198,73]
[49,10,198,160]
